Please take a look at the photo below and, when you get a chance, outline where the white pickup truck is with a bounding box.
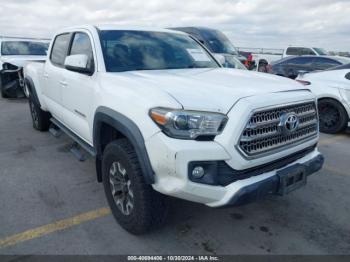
[24,25,324,234]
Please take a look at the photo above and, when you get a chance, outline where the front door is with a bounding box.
[61,31,96,144]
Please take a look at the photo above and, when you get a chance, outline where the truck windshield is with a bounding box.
[99,30,219,72]
[200,29,239,56]
[1,41,48,56]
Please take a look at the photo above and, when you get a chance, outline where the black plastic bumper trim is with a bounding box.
[224,153,324,207]
[189,144,317,186]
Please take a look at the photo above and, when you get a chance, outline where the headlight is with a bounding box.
[149,108,228,140]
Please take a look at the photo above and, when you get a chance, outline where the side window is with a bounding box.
[288,57,313,65]
[69,32,94,71]
[314,57,341,67]
[286,47,316,56]
[50,33,71,66]
[69,32,94,69]
[286,47,299,56]
[300,48,316,55]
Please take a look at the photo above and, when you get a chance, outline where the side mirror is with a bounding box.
[64,54,93,75]
[214,54,226,66]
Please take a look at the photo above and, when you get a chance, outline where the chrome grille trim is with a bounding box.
[238,100,318,159]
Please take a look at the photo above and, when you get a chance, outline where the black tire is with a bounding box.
[318,99,348,134]
[0,78,8,98]
[0,87,7,98]
[28,95,51,131]
[102,139,168,234]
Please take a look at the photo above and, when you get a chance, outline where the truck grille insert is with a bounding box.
[239,101,318,158]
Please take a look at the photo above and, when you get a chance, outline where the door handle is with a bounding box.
[59,80,68,87]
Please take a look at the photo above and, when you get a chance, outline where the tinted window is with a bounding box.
[286,47,315,56]
[288,57,314,65]
[172,28,204,42]
[286,47,299,56]
[1,41,48,56]
[329,63,350,70]
[313,57,341,66]
[99,30,218,72]
[199,29,238,55]
[50,33,71,66]
[69,32,94,70]
[300,48,316,55]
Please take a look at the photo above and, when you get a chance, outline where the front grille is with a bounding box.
[239,101,318,158]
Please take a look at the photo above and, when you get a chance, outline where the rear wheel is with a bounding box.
[102,139,168,234]
[318,99,348,134]
[0,78,8,98]
[0,87,7,98]
[28,95,50,131]
[23,83,30,98]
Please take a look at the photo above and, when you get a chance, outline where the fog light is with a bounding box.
[192,166,205,179]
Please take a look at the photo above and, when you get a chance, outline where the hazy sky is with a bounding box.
[0,0,349,51]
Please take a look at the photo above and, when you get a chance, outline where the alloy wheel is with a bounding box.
[109,161,134,216]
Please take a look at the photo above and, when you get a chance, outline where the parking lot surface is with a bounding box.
[0,97,349,255]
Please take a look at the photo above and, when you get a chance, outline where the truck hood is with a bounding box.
[110,68,306,113]
[0,55,46,67]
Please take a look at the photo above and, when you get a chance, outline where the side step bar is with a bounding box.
[49,125,63,138]
[50,118,96,158]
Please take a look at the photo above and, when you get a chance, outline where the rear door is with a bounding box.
[283,57,314,78]
[42,33,71,121]
[60,31,96,143]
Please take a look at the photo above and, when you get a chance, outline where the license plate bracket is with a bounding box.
[277,164,307,195]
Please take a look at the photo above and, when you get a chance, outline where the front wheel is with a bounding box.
[318,99,348,134]
[102,139,168,234]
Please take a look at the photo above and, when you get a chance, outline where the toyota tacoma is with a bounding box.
[24,25,324,234]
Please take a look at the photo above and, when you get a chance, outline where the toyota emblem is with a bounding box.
[280,113,299,133]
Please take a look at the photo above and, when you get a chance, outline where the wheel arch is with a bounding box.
[25,76,43,107]
[93,107,155,184]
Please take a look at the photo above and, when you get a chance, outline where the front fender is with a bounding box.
[93,106,155,184]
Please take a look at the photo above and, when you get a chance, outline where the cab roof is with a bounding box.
[58,24,187,35]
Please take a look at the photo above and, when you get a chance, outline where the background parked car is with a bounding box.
[270,56,350,79]
[296,69,350,134]
[170,27,247,69]
[283,46,329,57]
[237,46,347,65]
[0,36,50,98]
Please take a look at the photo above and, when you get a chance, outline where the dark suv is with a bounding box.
[171,27,247,69]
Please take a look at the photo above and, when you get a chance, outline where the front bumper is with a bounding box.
[225,153,324,206]
[147,132,323,207]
